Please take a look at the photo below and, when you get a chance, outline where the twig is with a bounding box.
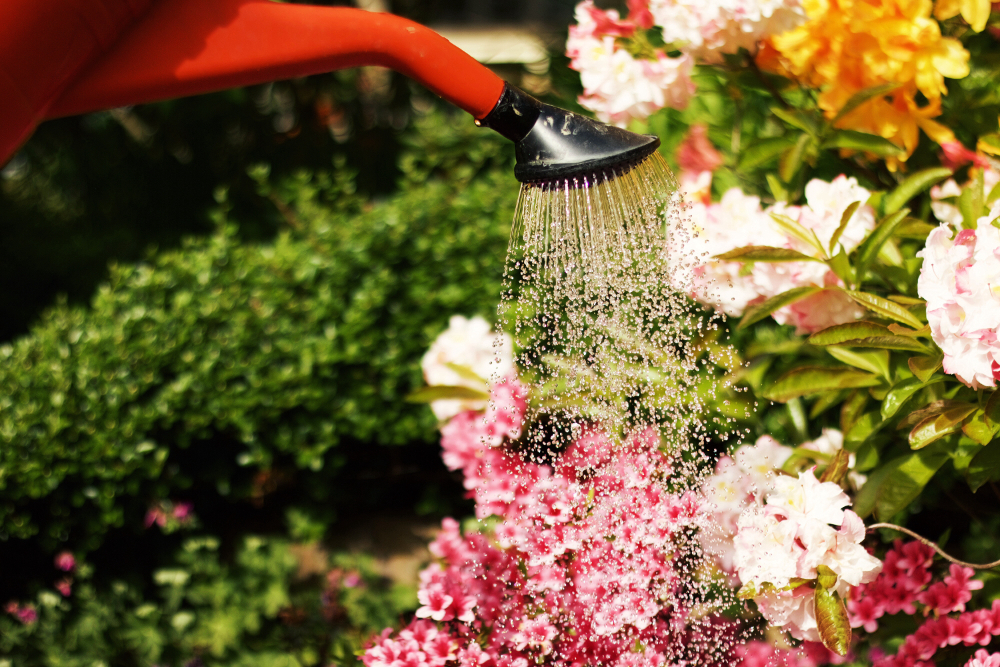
[867,522,1000,570]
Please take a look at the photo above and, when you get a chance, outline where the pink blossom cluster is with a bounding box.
[567,1,694,126]
[145,499,195,532]
[968,649,1000,667]
[873,599,1000,667]
[848,540,985,633]
[735,638,847,667]
[732,469,882,642]
[421,315,514,421]
[917,204,1000,388]
[4,601,37,625]
[673,171,876,333]
[365,384,729,667]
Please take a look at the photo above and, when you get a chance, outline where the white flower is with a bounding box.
[767,469,850,527]
[917,212,1000,389]
[733,507,803,589]
[421,315,514,421]
[801,428,867,489]
[650,0,806,62]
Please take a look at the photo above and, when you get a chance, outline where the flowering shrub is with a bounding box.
[368,376,731,667]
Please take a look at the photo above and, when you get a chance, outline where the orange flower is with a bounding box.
[759,0,969,167]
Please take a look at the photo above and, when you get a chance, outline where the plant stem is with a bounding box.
[746,54,790,110]
[867,522,1000,570]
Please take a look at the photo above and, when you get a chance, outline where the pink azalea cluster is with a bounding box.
[145,500,195,532]
[917,203,1000,388]
[673,170,876,333]
[968,649,1000,667]
[567,1,695,126]
[848,540,985,633]
[873,599,1000,667]
[732,469,882,642]
[365,382,730,667]
[4,601,37,625]
[735,639,846,667]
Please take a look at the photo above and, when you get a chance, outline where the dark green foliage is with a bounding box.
[0,111,517,547]
[0,537,414,666]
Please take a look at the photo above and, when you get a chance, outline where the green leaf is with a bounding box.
[845,411,883,451]
[770,212,826,257]
[739,136,798,171]
[855,440,879,471]
[967,439,1000,492]
[714,246,820,262]
[763,367,883,402]
[898,399,972,430]
[841,389,869,433]
[842,290,924,329]
[445,363,489,385]
[815,586,852,656]
[896,219,938,239]
[821,449,851,484]
[855,208,910,282]
[831,82,901,124]
[827,346,891,380]
[882,167,953,216]
[772,107,821,137]
[780,133,813,183]
[854,458,897,517]
[909,404,978,449]
[828,247,854,286]
[738,286,823,330]
[985,390,1000,428]
[829,201,862,254]
[767,173,790,202]
[962,410,996,446]
[881,375,944,420]
[875,442,950,520]
[809,321,891,345]
[404,385,490,403]
[908,354,943,382]
[822,130,905,157]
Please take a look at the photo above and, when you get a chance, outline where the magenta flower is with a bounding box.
[54,550,75,572]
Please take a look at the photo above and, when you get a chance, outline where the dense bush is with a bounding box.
[0,111,515,552]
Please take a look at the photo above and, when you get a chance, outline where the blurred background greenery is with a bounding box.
[0,0,583,663]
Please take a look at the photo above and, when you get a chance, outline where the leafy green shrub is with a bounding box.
[0,111,516,548]
[0,536,415,666]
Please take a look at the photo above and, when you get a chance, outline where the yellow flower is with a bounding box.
[759,0,970,167]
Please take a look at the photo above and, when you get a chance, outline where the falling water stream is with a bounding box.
[488,153,747,664]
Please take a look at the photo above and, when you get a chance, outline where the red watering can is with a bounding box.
[1,0,658,183]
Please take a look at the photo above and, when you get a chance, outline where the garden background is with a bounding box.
[3,0,1000,664]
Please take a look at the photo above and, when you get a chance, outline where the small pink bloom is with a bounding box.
[56,577,73,597]
[54,550,76,572]
[172,502,192,520]
[677,125,723,173]
[586,2,637,36]
[966,649,1000,667]
[940,142,990,170]
[627,0,655,28]
[16,605,37,625]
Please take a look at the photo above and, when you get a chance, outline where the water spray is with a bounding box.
[1,0,715,448]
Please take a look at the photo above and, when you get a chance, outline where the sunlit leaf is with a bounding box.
[909,404,977,449]
[909,354,943,382]
[808,321,890,345]
[763,367,883,402]
[815,586,851,656]
[714,246,820,262]
[822,130,905,157]
[405,385,489,403]
[770,212,826,257]
[856,209,910,282]
[897,399,971,430]
[842,290,924,329]
[739,136,799,171]
[780,133,813,183]
[445,363,489,385]
[829,201,861,253]
[772,107,822,136]
[985,391,1000,428]
[882,168,952,216]
[962,410,996,446]
[831,83,901,125]
[827,347,891,380]
[737,287,823,330]
[881,375,944,420]
[821,449,851,484]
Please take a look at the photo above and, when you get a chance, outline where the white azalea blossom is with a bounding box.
[421,315,514,421]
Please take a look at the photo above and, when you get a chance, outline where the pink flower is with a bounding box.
[966,649,1000,667]
[628,0,656,28]
[56,577,73,597]
[940,142,991,170]
[172,502,192,520]
[54,550,76,572]
[7,603,38,625]
[677,124,723,173]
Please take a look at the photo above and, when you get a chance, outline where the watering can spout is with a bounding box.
[0,0,505,164]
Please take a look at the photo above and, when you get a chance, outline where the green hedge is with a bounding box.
[0,111,517,547]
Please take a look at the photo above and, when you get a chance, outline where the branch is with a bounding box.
[866,522,1000,570]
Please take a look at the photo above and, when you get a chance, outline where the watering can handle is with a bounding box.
[0,0,506,164]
